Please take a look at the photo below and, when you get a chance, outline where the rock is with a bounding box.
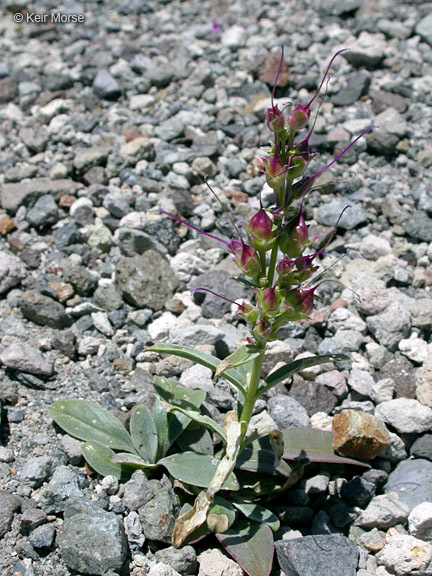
[359,234,392,260]
[20,508,47,534]
[354,493,410,530]
[122,470,154,511]
[348,368,374,398]
[276,534,359,576]
[73,147,108,174]
[115,251,179,310]
[399,334,430,364]
[149,564,182,576]
[190,270,251,319]
[40,466,81,514]
[1,179,81,214]
[341,476,376,508]
[411,435,432,461]
[221,25,246,50]
[385,459,432,510]
[20,456,53,487]
[197,548,243,576]
[289,375,338,416]
[169,324,224,347]
[344,32,386,68]
[416,365,432,408]
[376,528,432,576]
[169,252,207,282]
[93,283,123,311]
[29,523,56,549]
[88,223,114,252]
[367,303,411,351]
[155,546,197,576]
[315,370,348,398]
[26,195,59,228]
[317,198,367,230]
[332,410,390,460]
[0,342,53,377]
[20,290,71,329]
[0,490,21,539]
[138,479,178,543]
[379,431,407,464]
[93,70,121,100]
[375,399,432,434]
[63,266,98,296]
[355,277,390,316]
[70,197,94,225]
[268,394,310,429]
[416,13,432,46]
[379,358,415,399]
[103,188,130,218]
[405,212,432,243]
[409,502,432,541]
[332,70,370,106]
[0,251,26,294]
[57,498,127,574]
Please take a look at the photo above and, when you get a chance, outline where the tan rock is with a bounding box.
[333,409,391,460]
[416,364,432,408]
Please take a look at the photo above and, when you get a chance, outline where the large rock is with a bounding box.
[333,410,390,460]
[385,459,432,510]
[20,290,72,329]
[1,178,81,214]
[0,251,26,294]
[57,498,127,574]
[276,534,359,576]
[376,528,432,576]
[138,478,178,543]
[0,342,53,376]
[115,250,179,311]
[367,302,411,351]
[375,399,432,434]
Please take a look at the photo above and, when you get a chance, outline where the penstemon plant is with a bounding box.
[50,49,374,576]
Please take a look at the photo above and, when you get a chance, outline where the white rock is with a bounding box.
[78,336,101,356]
[370,378,395,404]
[376,528,432,576]
[129,94,155,111]
[70,197,94,225]
[180,364,213,390]
[354,493,410,530]
[409,502,432,541]
[198,548,243,576]
[147,312,180,341]
[348,368,375,397]
[375,108,408,138]
[169,252,208,282]
[375,399,432,434]
[221,25,246,50]
[360,234,392,260]
[148,563,182,576]
[118,211,147,229]
[91,312,114,337]
[310,412,333,432]
[379,432,407,464]
[169,324,224,346]
[399,334,430,364]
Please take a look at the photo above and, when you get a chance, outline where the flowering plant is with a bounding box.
[50,49,374,576]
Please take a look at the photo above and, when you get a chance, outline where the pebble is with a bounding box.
[268,394,310,429]
[375,399,432,434]
[197,548,243,576]
[385,459,432,510]
[0,490,21,539]
[332,410,390,460]
[0,251,27,294]
[0,342,53,377]
[376,528,432,576]
[409,502,432,541]
[354,493,410,530]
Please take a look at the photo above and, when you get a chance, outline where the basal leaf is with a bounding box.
[82,440,124,479]
[208,495,237,532]
[159,452,239,491]
[232,501,280,531]
[149,343,246,394]
[167,405,227,444]
[236,447,293,478]
[262,354,349,391]
[216,519,274,576]
[50,399,135,452]
[176,425,214,455]
[154,376,206,410]
[130,405,158,464]
[111,452,158,469]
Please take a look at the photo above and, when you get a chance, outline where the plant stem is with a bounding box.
[267,241,279,286]
[239,347,266,444]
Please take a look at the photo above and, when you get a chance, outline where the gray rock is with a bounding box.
[416,13,432,46]
[317,198,367,230]
[20,290,72,329]
[93,283,123,311]
[169,324,224,347]
[404,211,432,243]
[0,490,21,539]
[276,534,359,576]
[93,70,121,100]
[0,251,26,294]
[190,270,251,319]
[410,435,432,461]
[268,394,310,429]
[138,479,178,543]
[385,459,432,510]
[332,71,370,106]
[348,368,374,398]
[20,456,53,487]
[1,179,81,214]
[354,493,410,529]
[73,148,108,174]
[26,195,59,228]
[375,399,432,434]
[155,118,184,141]
[155,546,197,576]
[63,266,98,296]
[366,302,411,351]
[103,188,130,218]
[115,251,179,310]
[122,470,154,511]
[39,466,81,513]
[344,31,386,68]
[0,342,53,377]
[29,523,55,549]
[69,197,94,225]
[116,227,168,256]
[379,358,415,399]
[57,498,127,574]
[20,508,47,534]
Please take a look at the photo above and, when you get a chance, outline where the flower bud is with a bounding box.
[228,239,261,279]
[244,208,275,251]
[257,286,280,313]
[279,209,310,257]
[266,105,285,134]
[287,103,310,131]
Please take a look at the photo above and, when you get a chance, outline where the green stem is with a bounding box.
[258,250,266,278]
[267,241,279,286]
[239,347,266,445]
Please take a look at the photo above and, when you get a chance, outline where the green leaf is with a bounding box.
[82,440,124,479]
[111,452,158,469]
[159,452,239,491]
[213,345,261,383]
[229,275,258,289]
[176,425,214,455]
[232,502,280,531]
[153,397,192,459]
[167,405,227,444]
[50,399,135,452]
[216,519,274,576]
[130,405,158,464]
[236,447,293,477]
[282,427,370,468]
[262,354,349,391]
[149,343,246,394]
[154,376,206,410]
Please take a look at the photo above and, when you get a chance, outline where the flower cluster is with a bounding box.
[158,49,374,347]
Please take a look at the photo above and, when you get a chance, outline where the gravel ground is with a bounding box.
[1,0,432,575]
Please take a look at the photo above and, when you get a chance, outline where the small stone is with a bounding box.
[0,251,26,294]
[379,358,415,399]
[70,197,94,225]
[344,31,386,68]
[367,302,411,352]
[93,70,121,100]
[221,25,246,50]
[341,476,376,508]
[39,466,81,514]
[333,410,391,460]
[122,470,154,511]
[149,564,182,576]
[409,502,432,541]
[29,523,55,549]
[354,493,410,530]
[60,435,83,466]
[197,548,243,576]
[276,534,359,576]
[376,528,432,576]
[20,508,47,534]
[268,394,310,429]
[0,490,21,539]
[360,234,392,260]
[399,334,430,364]
[416,13,432,46]
[416,364,432,408]
[138,479,178,543]
[21,456,53,487]
[375,399,432,434]
[348,369,374,398]
[49,281,74,303]
[410,435,432,461]
[155,545,197,576]
[169,325,223,347]
[103,189,130,218]
[20,290,71,329]
[0,342,53,377]
[370,378,395,404]
[26,195,59,228]
[385,459,432,510]
[58,498,127,574]
[357,527,385,552]
[0,215,16,235]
